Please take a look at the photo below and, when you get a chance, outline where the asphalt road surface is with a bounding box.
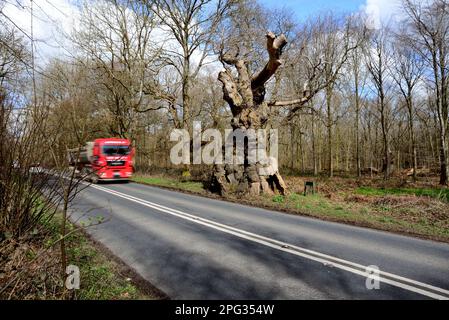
[70,181,449,299]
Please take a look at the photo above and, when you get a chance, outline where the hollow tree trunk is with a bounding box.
[210,32,288,196]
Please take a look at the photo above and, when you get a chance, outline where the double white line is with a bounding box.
[89,183,449,300]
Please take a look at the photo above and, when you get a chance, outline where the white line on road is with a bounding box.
[87,183,449,300]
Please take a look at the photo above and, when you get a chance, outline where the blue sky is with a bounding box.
[261,0,367,20]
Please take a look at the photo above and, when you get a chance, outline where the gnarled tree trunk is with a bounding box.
[210,32,288,196]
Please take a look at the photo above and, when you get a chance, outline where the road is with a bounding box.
[69,181,449,299]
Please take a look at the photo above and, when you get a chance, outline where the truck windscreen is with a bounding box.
[102,145,130,156]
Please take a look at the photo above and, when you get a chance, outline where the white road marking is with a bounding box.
[86,183,449,300]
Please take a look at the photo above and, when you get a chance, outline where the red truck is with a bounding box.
[68,138,134,183]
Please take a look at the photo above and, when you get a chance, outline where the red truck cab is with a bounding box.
[91,138,134,181]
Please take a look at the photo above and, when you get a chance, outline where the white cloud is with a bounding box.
[361,0,403,30]
[2,0,80,64]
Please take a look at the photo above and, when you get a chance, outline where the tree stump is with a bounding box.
[304,181,316,196]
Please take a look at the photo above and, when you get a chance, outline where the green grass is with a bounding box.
[67,233,146,300]
[47,215,155,300]
[267,192,449,241]
[356,186,449,202]
[131,175,449,242]
[277,193,355,219]
[272,195,284,203]
[132,175,204,193]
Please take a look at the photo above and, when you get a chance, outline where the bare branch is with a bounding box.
[251,32,288,90]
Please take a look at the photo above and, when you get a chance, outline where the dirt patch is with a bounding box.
[345,194,375,203]
[372,196,449,224]
[372,195,419,206]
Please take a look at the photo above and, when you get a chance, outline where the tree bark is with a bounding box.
[406,96,417,181]
[354,57,361,178]
[326,85,333,177]
[182,58,191,133]
[380,97,390,180]
[312,112,318,176]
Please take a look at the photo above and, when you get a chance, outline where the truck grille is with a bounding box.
[107,160,125,167]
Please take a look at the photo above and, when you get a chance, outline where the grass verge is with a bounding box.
[1,213,166,299]
[53,215,166,299]
[356,186,449,202]
[263,193,449,242]
[131,174,449,243]
[132,175,204,193]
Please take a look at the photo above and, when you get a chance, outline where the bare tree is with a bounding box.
[365,27,393,180]
[402,0,449,185]
[391,31,425,181]
[349,15,369,178]
[210,9,365,195]
[146,0,234,133]
[73,0,164,140]
[316,13,359,177]
[212,31,288,195]
[352,46,365,178]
